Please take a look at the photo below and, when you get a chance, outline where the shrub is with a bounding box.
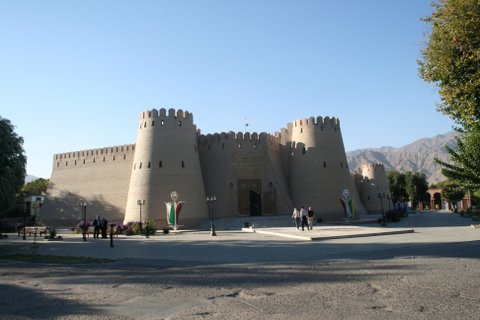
[385,209,406,222]
[145,219,157,235]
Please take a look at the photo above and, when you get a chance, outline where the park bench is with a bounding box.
[81,225,119,238]
[23,226,49,237]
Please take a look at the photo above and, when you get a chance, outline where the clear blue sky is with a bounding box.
[0,0,453,179]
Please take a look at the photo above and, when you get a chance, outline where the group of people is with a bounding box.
[92,215,108,239]
[291,206,315,231]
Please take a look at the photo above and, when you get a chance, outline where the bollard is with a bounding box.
[110,223,114,248]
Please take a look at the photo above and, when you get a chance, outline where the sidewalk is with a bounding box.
[242,224,414,241]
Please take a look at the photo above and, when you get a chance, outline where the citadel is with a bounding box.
[42,108,392,227]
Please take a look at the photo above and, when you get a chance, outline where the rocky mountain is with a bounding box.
[347,131,458,184]
[25,175,39,183]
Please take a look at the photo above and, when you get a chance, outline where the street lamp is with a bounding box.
[137,200,145,228]
[206,196,217,236]
[79,201,87,241]
[22,194,29,240]
[377,193,386,226]
[33,197,41,226]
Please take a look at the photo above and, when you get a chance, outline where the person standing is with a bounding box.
[291,208,300,230]
[93,215,101,239]
[300,206,309,231]
[307,207,315,230]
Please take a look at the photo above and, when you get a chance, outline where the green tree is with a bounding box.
[0,117,27,215]
[388,170,408,204]
[418,0,480,129]
[435,127,480,190]
[406,172,429,209]
[441,181,466,211]
[22,178,49,196]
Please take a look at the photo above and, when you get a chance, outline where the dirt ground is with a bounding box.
[1,256,480,319]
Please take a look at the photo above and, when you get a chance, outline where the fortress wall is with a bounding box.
[198,131,292,216]
[264,134,293,213]
[40,144,135,226]
[198,132,237,218]
[358,163,393,213]
[124,108,208,227]
[286,116,367,220]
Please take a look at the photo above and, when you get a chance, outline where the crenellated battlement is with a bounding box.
[198,131,280,147]
[289,116,340,128]
[281,116,341,140]
[54,144,135,160]
[137,108,196,130]
[139,108,193,122]
[53,144,135,170]
[361,162,386,169]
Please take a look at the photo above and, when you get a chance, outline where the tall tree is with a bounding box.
[419,0,480,192]
[406,172,429,209]
[22,178,49,196]
[435,126,480,190]
[0,117,27,215]
[441,181,466,210]
[387,170,408,204]
[418,0,480,129]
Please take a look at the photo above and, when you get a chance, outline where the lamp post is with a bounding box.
[22,194,29,240]
[33,198,41,226]
[79,201,87,241]
[206,196,217,236]
[378,193,386,226]
[137,200,145,231]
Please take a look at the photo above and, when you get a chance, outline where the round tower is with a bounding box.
[287,116,367,221]
[124,108,208,226]
[359,163,393,213]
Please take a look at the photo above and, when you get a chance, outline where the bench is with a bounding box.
[81,225,119,238]
[23,226,49,237]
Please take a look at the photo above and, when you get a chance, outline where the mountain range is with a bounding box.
[346,131,458,185]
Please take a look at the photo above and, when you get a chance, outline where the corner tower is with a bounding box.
[286,116,367,220]
[357,163,393,213]
[123,108,208,226]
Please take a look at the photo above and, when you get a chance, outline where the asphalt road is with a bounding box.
[1,211,479,319]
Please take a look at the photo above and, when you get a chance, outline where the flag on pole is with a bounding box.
[244,116,249,132]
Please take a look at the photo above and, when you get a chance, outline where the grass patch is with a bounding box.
[0,254,113,264]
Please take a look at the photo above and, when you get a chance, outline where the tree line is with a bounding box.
[418,0,480,207]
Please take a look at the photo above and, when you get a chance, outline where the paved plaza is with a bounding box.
[1,211,479,319]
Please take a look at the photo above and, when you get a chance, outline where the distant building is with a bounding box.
[40,108,392,227]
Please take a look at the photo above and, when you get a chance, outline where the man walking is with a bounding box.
[300,206,309,231]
